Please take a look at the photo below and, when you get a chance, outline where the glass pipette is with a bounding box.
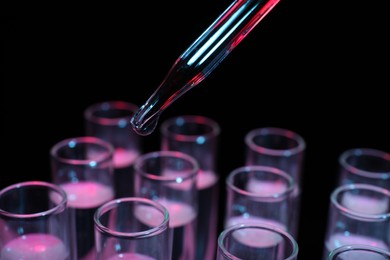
[130,0,281,136]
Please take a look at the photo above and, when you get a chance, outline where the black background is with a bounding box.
[2,2,389,259]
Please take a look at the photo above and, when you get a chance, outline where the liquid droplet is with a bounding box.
[130,110,160,136]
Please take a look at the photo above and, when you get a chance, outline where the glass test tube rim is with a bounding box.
[133,150,200,182]
[226,165,296,201]
[84,100,139,126]
[0,180,67,219]
[50,136,115,166]
[330,183,390,220]
[339,147,390,179]
[94,197,170,238]
[245,127,306,157]
[160,115,221,142]
[217,223,299,260]
[327,244,390,259]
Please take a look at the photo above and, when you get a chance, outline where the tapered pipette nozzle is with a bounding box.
[130,0,281,136]
[130,103,161,136]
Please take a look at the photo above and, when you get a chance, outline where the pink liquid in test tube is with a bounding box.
[107,253,155,260]
[326,233,390,254]
[113,149,139,169]
[155,198,197,228]
[226,216,287,248]
[134,205,166,227]
[60,181,114,259]
[227,215,287,233]
[1,233,69,260]
[232,227,283,248]
[134,198,197,259]
[197,170,218,190]
[341,193,389,215]
[60,181,114,208]
[246,179,288,196]
[154,198,197,260]
[162,169,218,191]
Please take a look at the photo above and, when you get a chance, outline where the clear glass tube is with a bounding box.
[244,127,306,238]
[322,183,390,259]
[327,244,390,260]
[224,165,297,236]
[84,100,142,198]
[50,136,115,259]
[160,115,221,260]
[130,0,281,136]
[217,223,299,260]
[94,197,172,260]
[133,151,199,260]
[0,181,75,260]
[337,148,390,189]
